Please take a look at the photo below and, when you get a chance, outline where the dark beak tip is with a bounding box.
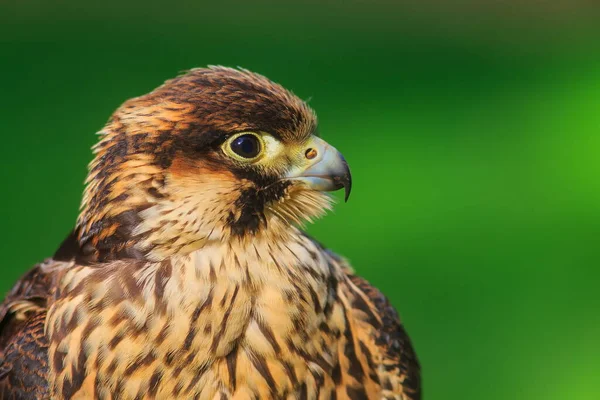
[344,182,352,202]
[331,174,352,202]
[342,159,352,203]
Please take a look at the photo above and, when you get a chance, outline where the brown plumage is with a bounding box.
[0,67,420,399]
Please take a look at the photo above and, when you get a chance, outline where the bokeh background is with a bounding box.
[1,1,599,398]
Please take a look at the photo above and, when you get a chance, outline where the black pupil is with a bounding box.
[231,134,260,158]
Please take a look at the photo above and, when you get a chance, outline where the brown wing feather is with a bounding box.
[0,311,49,400]
[344,273,421,400]
[0,261,65,399]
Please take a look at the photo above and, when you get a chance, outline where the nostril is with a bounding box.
[305,148,318,160]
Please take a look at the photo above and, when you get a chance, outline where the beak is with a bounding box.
[285,137,352,202]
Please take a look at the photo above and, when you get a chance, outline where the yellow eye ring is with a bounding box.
[223,132,265,162]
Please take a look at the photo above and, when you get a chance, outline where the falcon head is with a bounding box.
[73,67,351,263]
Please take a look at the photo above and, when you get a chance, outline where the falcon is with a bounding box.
[0,67,420,399]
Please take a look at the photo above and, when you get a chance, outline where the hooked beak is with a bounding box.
[285,137,352,202]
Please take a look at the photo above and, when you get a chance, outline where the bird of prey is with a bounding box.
[0,67,420,400]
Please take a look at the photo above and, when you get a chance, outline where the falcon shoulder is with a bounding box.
[340,267,421,400]
[0,259,68,400]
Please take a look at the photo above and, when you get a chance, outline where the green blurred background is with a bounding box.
[1,1,599,398]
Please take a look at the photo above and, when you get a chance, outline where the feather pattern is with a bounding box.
[0,67,420,399]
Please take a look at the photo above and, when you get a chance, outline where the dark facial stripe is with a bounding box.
[227,181,291,236]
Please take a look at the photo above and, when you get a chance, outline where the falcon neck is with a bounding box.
[153,231,344,362]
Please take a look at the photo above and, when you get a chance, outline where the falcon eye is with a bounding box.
[229,134,262,159]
